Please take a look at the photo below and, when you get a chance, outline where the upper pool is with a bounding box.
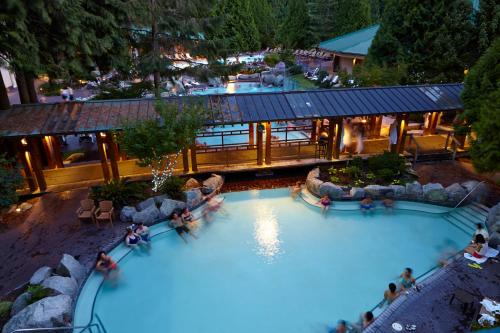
[191,80,305,95]
[74,188,470,333]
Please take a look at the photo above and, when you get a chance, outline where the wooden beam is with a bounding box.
[51,136,64,168]
[256,123,264,165]
[17,140,36,191]
[182,147,189,172]
[429,112,440,134]
[310,119,318,143]
[27,138,47,191]
[265,122,272,165]
[248,122,255,146]
[41,136,56,169]
[395,113,409,154]
[190,145,198,172]
[95,133,111,182]
[326,119,336,160]
[374,116,383,137]
[106,134,120,180]
[333,118,343,159]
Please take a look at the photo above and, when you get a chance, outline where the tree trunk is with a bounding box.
[26,72,38,103]
[15,70,30,104]
[151,1,161,98]
[0,73,10,110]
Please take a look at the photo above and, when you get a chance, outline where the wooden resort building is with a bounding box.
[0,83,465,192]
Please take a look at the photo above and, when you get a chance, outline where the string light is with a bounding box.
[151,150,181,192]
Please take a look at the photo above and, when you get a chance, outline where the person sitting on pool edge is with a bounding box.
[360,196,374,212]
[350,311,375,332]
[181,207,200,230]
[465,233,489,259]
[134,222,151,242]
[124,227,148,248]
[382,196,394,210]
[317,194,331,215]
[170,212,197,243]
[291,181,302,199]
[473,223,489,243]
[95,251,118,279]
[379,282,399,307]
[399,267,418,291]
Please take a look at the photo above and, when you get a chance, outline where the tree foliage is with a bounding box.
[278,0,315,49]
[367,0,478,83]
[461,38,500,172]
[477,0,500,53]
[118,100,206,191]
[0,154,23,209]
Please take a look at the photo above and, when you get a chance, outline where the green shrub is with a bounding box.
[92,81,153,100]
[375,168,394,183]
[27,285,51,304]
[0,154,23,209]
[264,54,280,67]
[158,176,186,201]
[38,82,66,96]
[0,301,12,321]
[90,178,148,207]
[367,151,406,175]
[288,64,303,75]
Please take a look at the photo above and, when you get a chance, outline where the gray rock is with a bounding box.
[487,203,500,229]
[132,204,160,225]
[137,197,156,211]
[159,199,186,219]
[42,276,78,298]
[185,178,200,189]
[2,295,72,333]
[364,185,394,199]
[274,74,284,86]
[461,180,489,204]
[406,181,423,200]
[56,254,86,285]
[203,174,224,191]
[120,206,137,222]
[307,168,320,180]
[185,189,203,210]
[153,195,169,206]
[389,185,406,198]
[29,266,52,285]
[306,178,323,196]
[11,292,31,317]
[445,183,467,205]
[423,183,448,202]
[319,182,344,199]
[350,187,365,199]
[488,231,500,249]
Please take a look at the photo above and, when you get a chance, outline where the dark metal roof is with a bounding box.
[0,83,463,137]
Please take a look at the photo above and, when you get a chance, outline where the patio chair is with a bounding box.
[76,199,96,225]
[95,200,114,227]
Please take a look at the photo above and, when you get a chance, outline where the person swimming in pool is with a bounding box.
[291,181,302,199]
[379,282,399,307]
[317,194,331,215]
[382,197,394,210]
[399,267,417,291]
[134,222,151,242]
[170,212,197,243]
[95,251,119,279]
[360,196,374,212]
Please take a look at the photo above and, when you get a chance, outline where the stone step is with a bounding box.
[443,216,474,235]
[452,208,486,225]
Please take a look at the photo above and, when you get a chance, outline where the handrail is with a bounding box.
[408,134,421,167]
[11,323,101,333]
[452,180,485,209]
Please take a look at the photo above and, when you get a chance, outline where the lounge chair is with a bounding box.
[95,201,114,227]
[76,199,96,225]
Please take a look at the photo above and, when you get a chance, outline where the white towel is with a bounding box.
[480,299,500,314]
[464,253,488,264]
[485,247,499,258]
[478,313,496,326]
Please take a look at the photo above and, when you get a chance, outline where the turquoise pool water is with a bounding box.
[197,123,309,146]
[192,80,305,95]
[74,189,470,333]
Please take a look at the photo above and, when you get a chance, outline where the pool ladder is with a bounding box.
[10,314,107,333]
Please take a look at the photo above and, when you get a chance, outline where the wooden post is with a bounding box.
[429,112,440,134]
[395,113,409,154]
[248,122,255,146]
[41,136,56,169]
[106,134,120,180]
[27,138,47,191]
[190,145,198,172]
[374,116,383,137]
[256,123,264,165]
[326,119,336,160]
[369,116,377,138]
[17,140,37,191]
[265,122,272,165]
[96,133,111,182]
[310,119,318,143]
[51,136,64,168]
[182,147,189,172]
[333,118,343,159]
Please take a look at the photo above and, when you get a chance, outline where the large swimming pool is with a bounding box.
[74,188,470,333]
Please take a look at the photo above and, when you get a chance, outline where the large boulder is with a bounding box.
[350,187,365,199]
[29,266,52,285]
[487,203,500,229]
[120,206,137,222]
[445,183,467,205]
[11,292,31,317]
[389,185,406,199]
[56,254,86,285]
[203,174,224,192]
[274,74,284,86]
[488,232,500,249]
[41,276,78,298]
[319,182,344,199]
[364,185,394,199]
[185,189,203,210]
[306,178,323,196]
[132,204,160,225]
[136,197,156,211]
[423,183,448,203]
[153,195,169,206]
[461,180,489,204]
[406,181,423,200]
[2,295,72,333]
[159,199,186,219]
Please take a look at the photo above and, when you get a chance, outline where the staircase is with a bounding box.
[443,202,490,235]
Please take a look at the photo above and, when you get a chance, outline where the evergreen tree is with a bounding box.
[308,0,335,42]
[250,0,276,47]
[331,0,372,37]
[278,0,315,49]
[461,38,500,172]
[367,0,477,83]
[477,0,500,53]
[369,0,385,23]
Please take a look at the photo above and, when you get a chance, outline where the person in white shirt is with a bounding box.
[473,223,489,242]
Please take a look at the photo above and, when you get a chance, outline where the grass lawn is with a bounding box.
[290,74,318,90]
